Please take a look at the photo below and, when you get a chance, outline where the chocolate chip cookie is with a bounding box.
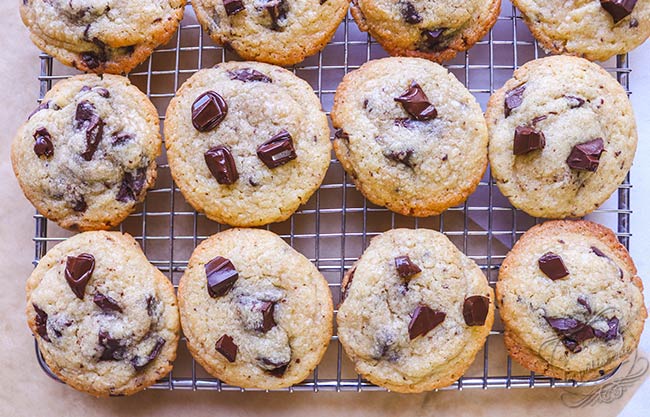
[337,228,494,393]
[178,228,333,389]
[191,0,349,66]
[20,0,186,74]
[350,0,501,62]
[486,56,637,219]
[497,220,646,381]
[331,57,488,217]
[513,0,650,62]
[164,61,331,227]
[26,231,180,397]
[12,74,161,231]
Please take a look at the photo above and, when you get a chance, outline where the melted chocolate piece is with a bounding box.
[401,2,422,24]
[33,127,54,158]
[73,197,87,213]
[591,246,607,258]
[75,100,104,161]
[262,358,289,377]
[191,91,228,132]
[394,118,416,128]
[65,253,95,299]
[215,334,238,362]
[565,95,585,108]
[204,145,239,185]
[81,52,104,69]
[545,316,595,352]
[112,133,133,146]
[205,256,239,297]
[577,296,592,314]
[408,305,445,340]
[567,138,604,172]
[538,252,569,280]
[33,304,51,342]
[98,330,126,361]
[513,125,545,155]
[593,317,619,341]
[259,301,276,333]
[341,267,356,301]
[224,0,245,15]
[256,130,297,168]
[132,337,166,371]
[93,293,122,313]
[28,101,51,120]
[600,0,637,23]
[421,28,445,50]
[384,149,415,168]
[334,129,349,140]
[504,84,526,117]
[146,295,157,317]
[394,256,421,278]
[394,82,437,121]
[116,168,147,203]
[265,0,289,31]
[463,295,490,326]
[228,68,272,83]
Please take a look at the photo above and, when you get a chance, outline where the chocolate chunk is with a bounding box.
[116,169,147,202]
[256,130,297,168]
[33,304,51,342]
[593,317,619,341]
[630,17,639,27]
[112,133,133,146]
[513,125,546,155]
[132,337,166,371]
[545,316,595,352]
[215,334,237,362]
[224,0,245,15]
[538,252,569,280]
[394,82,437,121]
[600,0,637,24]
[394,256,421,278]
[146,295,157,317]
[33,127,54,158]
[75,100,104,161]
[341,267,356,301]
[259,301,276,333]
[334,129,349,140]
[205,256,239,297]
[567,138,604,172]
[191,91,228,132]
[72,197,87,213]
[228,68,272,83]
[385,149,415,168]
[265,0,288,31]
[463,295,490,326]
[98,330,126,361]
[565,95,585,108]
[204,146,239,185]
[591,246,607,258]
[408,305,445,340]
[421,28,445,50]
[65,253,95,299]
[95,88,110,98]
[28,101,51,120]
[401,2,422,24]
[394,118,416,128]
[93,293,122,313]
[261,358,289,377]
[577,296,592,314]
[504,84,526,117]
[81,52,103,69]
[531,115,548,125]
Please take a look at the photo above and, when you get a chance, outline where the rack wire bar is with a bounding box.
[34,2,630,392]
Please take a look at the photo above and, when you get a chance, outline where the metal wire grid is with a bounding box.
[33,2,632,391]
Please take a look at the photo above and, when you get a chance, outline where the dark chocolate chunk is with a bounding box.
[259,301,276,333]
[600,0,637,24]
[265,0,288,31]
[394,82,437,121]
[504,84,526,117]
[401,2,422,24]
[204,145,239,185]
[28,101,51,120]
[215,334,238,362]
[72,197,87,213]
[538,252,569,280]
[146,295,157,317]
[256,130,297,168]
[33,304,51,342]
[385,149,415,168]
[531,115,548,125]
[65,253,95,299]
[630,17,639,27]
[191,91,228,132]
[463,295,490,326]
[33,127,54,158]
[565,95,585,108]
[205,256,239,297]
[116,168,147,202]
[228,68,272,83]
[394,256,421,278]
[593,317,619,341]
[341,267,356,301]
[577,296,592,314]
[132,337,166,371]
[112,133,133,146]
[98,330,126,361]
[421,28,445,50]
[566,138,604,172]
[81,52,103,70]
[261,358,289,377]
[93,293,123,313]
[513,125,546,155]
[224,0,245,15]
[394,117,416,128]
[334,129,349,140]
[408,305,445,340]
[75,100,104,161]
[591,246,607,258]
[545,316,595,352]
[95,88,110,98]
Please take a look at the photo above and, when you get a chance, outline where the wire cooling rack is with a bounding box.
[33,2,632,391]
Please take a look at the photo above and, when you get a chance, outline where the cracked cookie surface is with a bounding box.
[12,74,161,231]
[486,56,637,219]
[350,0,501,62]
[496,220,646,380]
[337,228,494,393]
[26,231,180,397]
[192,0,348,66]
[178,228,333,389]
[331,57,488,217]
[20,0,186,74]
[164,61,331,227]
